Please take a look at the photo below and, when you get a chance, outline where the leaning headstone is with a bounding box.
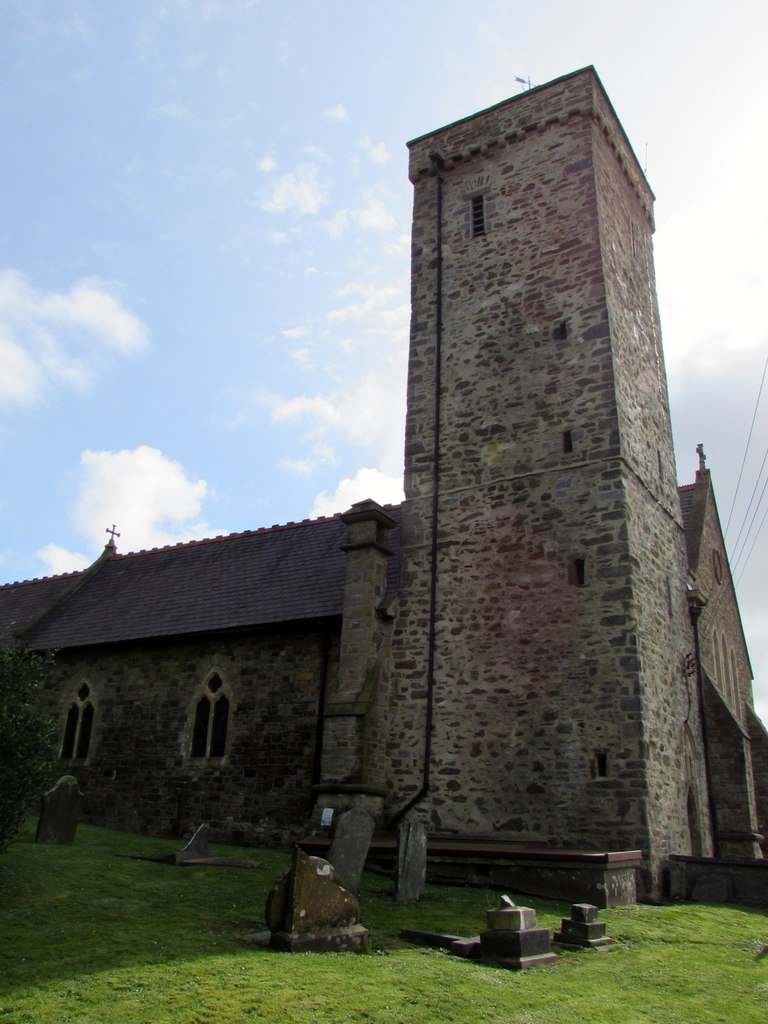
[164,823,257,868]
[479,895,557,970]
[174,823,210,861]
[35,776,84,845]
[553,903,611,949]
[326,807,375,894]
[265,845,369,952]
[395,814,427,902]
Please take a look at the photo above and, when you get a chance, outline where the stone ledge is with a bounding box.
[301,833,642,907]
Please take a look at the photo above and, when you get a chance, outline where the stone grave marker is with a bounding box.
[395,814,427,902]
[175,822,210,860]
[479,895,557,970]
[35,775,84,845]
[164,822,257,868]
[326,806,375,894]
[553,903,612,948]
[265,845,369,952]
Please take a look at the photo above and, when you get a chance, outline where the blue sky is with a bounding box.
[1,0,767,721]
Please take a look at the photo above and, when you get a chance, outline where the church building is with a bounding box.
[2,68,766,901]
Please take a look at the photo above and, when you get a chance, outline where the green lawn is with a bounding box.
[1,820,766,1023]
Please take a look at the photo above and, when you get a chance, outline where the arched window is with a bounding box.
[730,650,739,716]
[721,635,731,705]
[190,674,230,758]
[713,637,722,692]
[60,684,95,760]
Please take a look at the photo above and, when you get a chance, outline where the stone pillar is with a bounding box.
[314,499,397,824]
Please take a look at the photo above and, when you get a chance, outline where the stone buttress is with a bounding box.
[314,499,397,824]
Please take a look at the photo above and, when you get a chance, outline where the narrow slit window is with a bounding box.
[471,194,486,237]
[553,320,570,340]
[562,429,573,453]
[569,558,586,586]
[595,751,608,777]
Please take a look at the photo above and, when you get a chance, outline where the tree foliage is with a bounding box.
[0,646,56,852]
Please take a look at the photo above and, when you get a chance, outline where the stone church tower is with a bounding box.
[5,65,765,905]
[388,67,704,895]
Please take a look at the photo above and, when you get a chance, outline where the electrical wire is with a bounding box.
[724,351,768,540]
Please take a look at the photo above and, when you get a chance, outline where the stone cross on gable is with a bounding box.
[105,524,121,549]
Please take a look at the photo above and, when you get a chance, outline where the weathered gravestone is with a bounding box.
[553,903,611,948]
[479,895,557,970]
[265,845,369,952]
[399,895,558,969]
[169,822,210,862]
[164,822,257,868]
[326,806,375,894]
[35,776,84,845]
[395,814,427,902]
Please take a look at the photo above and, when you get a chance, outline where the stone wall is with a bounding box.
[689,472,754,724]
[390,67,701,897]
[669,854,768,908]
[704,678,762,857]
[45,622,339,844]
[746,707,768,843]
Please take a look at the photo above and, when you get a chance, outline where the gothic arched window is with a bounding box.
[190,674,230,758]
[61,684,95,760]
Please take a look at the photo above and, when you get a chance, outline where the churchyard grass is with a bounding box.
[1,821,766,1024]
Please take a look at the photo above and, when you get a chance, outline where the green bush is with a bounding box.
[0,646,55,852]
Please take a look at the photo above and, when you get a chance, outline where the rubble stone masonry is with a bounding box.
[46,625,337,845]
[388,68,705,896]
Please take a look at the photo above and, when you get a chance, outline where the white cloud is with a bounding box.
[327,281,407,328]
[311,468,404,519]
[261,165,328,215]
[280,441,337,475]
[40,280,147,355]
[353,197,396,231]
[267,274,409,492]
[270,353,408,480]
[0,334,43,405]
[656,112,768,384]
[323,209,350,237]
[361,135,390,163]
[291,347,312,366]
[36,543,90,577]
[44,446,215,564]
[281,325,307,339]
[149,102,191,119]
[382,233,411,259]
[323,190,397,237]
[656,206,768,380]
[259,156,277,172]
[324,103,349,122]
[0,270,148,407]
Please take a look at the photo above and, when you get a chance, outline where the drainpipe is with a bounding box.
[389,149,445,829]
[687,588,720,858]
[311,629,333,788]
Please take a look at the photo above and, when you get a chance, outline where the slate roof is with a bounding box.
[678,484,695,532]
[0,508,402,651]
